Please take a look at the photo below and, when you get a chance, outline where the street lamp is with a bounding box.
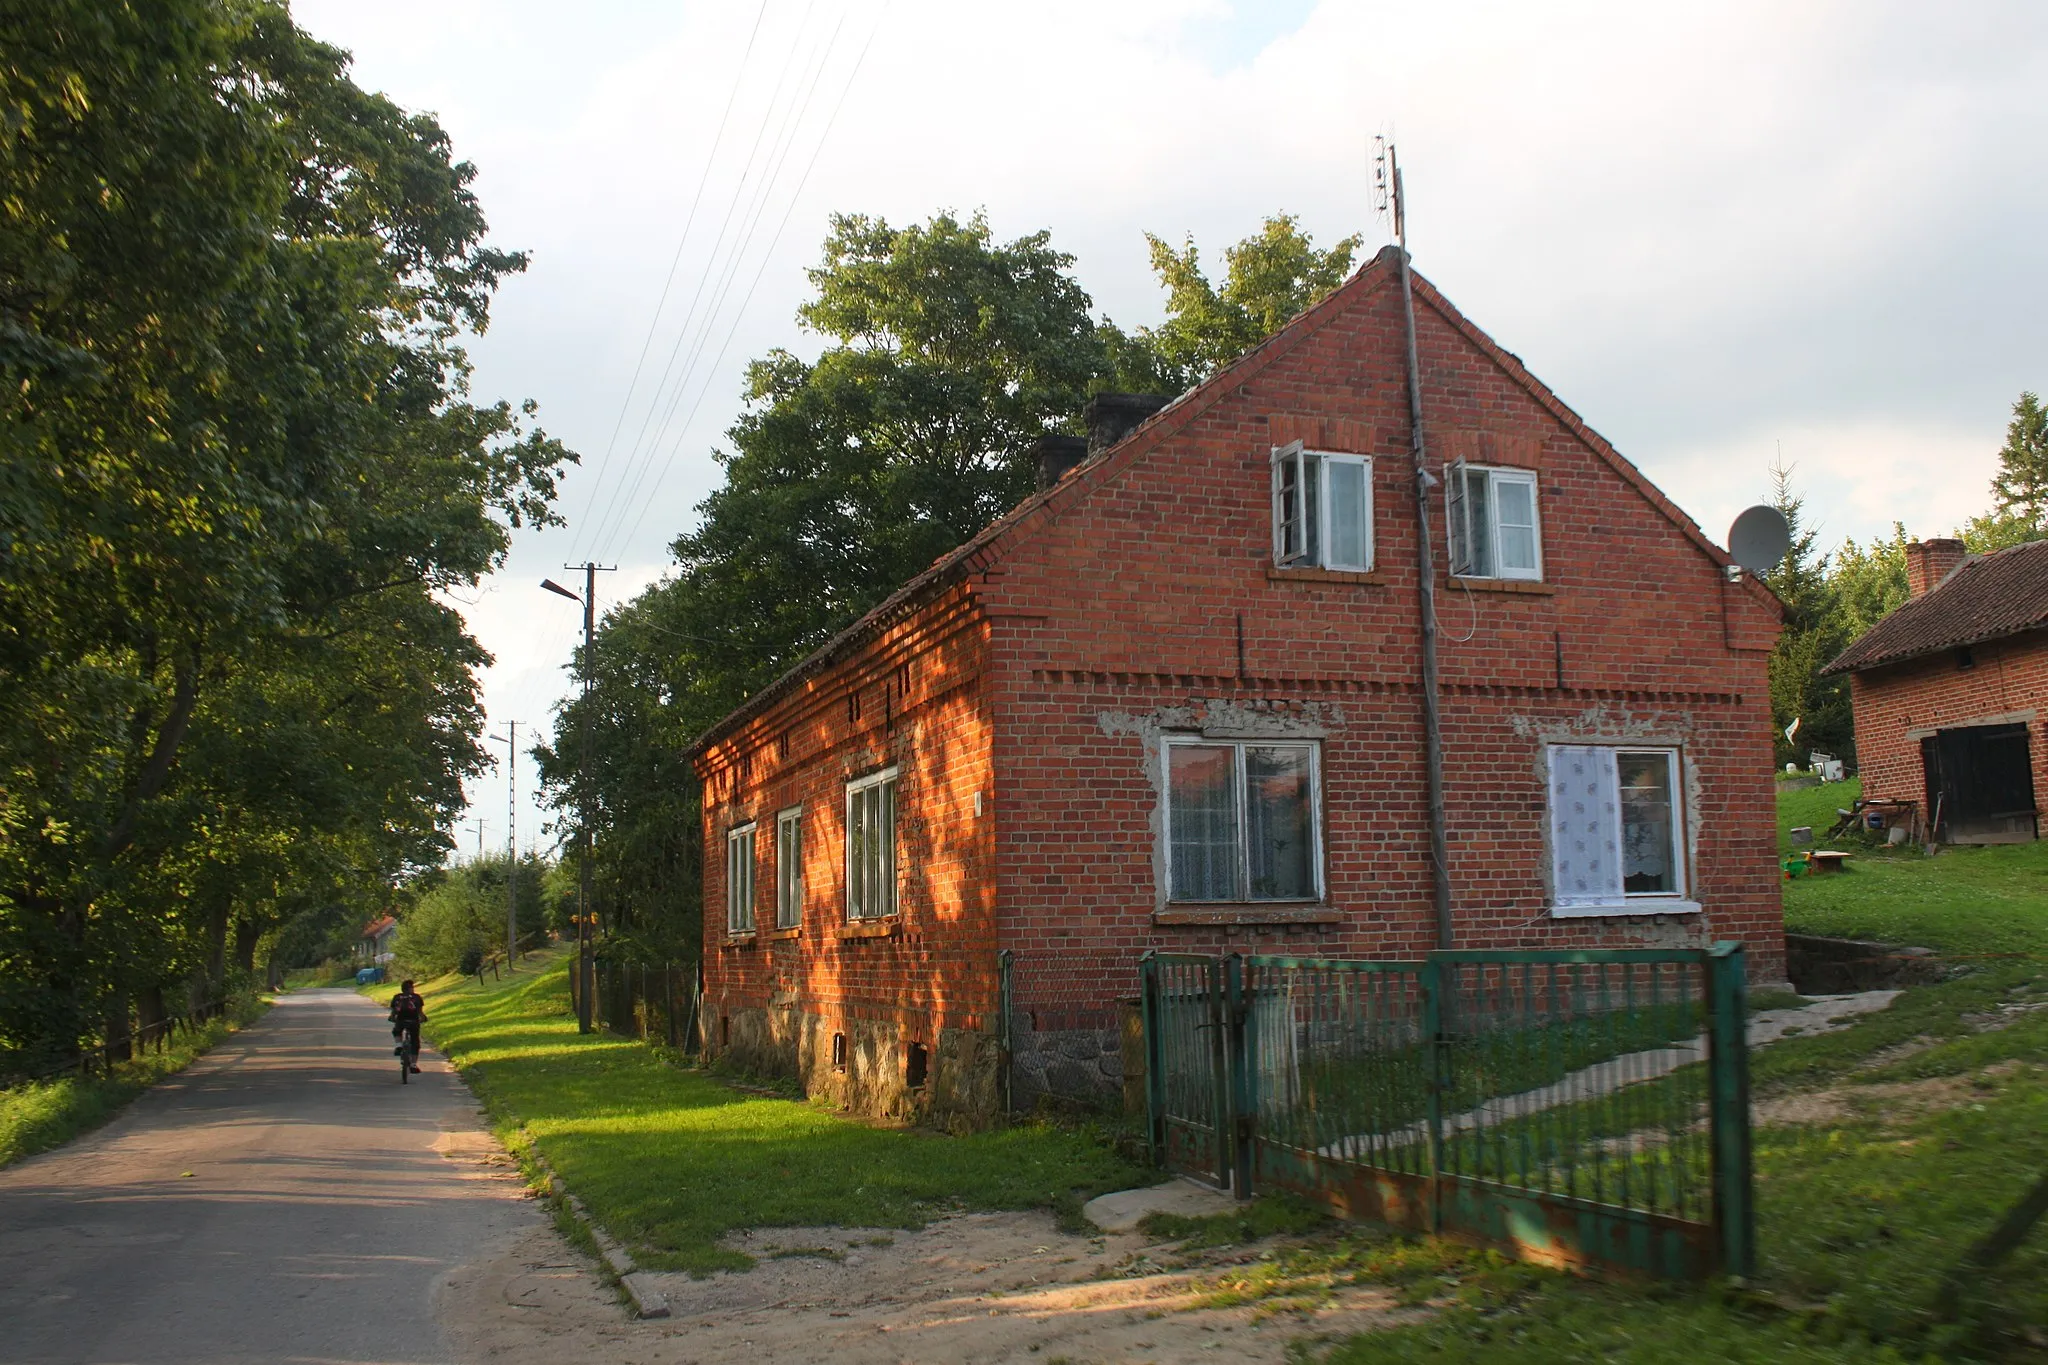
[542,566,611,1034]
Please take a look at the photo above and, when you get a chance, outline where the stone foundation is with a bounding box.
[705,998,1001,1128]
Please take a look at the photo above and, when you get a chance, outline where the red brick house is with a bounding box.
[689,245,1786,1124]
[1823,536,2048,844]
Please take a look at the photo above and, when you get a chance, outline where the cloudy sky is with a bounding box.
[290,0,2048,860]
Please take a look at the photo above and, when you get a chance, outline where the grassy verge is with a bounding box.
[0,994,270,1170]
[411,947,1153,1275]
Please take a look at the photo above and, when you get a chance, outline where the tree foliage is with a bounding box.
[1763,463,1852,766]
[0,0,570,1063]
[539,211,1357,954]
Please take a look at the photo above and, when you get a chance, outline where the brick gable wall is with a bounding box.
[979,269,1784,1023]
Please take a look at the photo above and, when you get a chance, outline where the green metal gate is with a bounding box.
[1140,944,1755,1279]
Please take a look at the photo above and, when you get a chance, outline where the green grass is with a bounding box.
[412,947,1154,1275]
[0,995,269,1170]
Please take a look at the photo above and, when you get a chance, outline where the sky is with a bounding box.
[288,0,2048,863]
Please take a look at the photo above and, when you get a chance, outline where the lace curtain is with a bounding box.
[1549,746,1623,906]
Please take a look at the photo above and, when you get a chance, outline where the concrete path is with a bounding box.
[0,988,541,1365]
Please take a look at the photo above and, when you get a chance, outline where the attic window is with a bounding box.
[1957,645,1976,670]
[1447,462,1542,581]
[1271,442,1373,572]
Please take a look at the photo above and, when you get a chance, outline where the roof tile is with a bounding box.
[1823,538,2048,674]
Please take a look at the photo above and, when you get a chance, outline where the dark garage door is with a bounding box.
[1921,723,2038,843]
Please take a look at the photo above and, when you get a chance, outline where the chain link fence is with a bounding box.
[999,949,1141,1115]
[590,958,702,1052]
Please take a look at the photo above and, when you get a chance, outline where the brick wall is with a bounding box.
[696,585,1000,1123]
[1846,629,2048,824]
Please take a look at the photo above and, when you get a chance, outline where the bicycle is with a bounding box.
[394,1027,419,1084]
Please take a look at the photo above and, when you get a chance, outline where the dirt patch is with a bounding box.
[1753,1066,2024,1129]
[440,1208,1413,1364]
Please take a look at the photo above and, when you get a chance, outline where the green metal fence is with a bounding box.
[1140,944,1755,1279]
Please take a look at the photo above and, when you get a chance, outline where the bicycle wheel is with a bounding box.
[400,1037,410,1085]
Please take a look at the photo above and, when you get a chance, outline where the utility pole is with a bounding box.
[489,720,519,969]
[468,817,488,864]
[542,563,614,1034]
[1379,138,1454,950]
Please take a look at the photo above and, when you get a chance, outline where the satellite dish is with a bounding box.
[1727,505,1792,576]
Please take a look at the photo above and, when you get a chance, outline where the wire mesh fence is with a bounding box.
[591,959,701,1051]
[998,948,1140,1114]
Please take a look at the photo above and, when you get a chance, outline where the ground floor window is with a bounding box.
[775,806,803,928]
[846,767,898,920]
[725,823,757,934]
[1547,746,1689,914]
[1164,739,1321,902]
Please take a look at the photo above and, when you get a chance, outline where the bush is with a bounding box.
[457,945,484,977]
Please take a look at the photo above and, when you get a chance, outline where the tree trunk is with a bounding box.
[232,918,259,978]
[138,985,166,1053]
[105,991,132,1064]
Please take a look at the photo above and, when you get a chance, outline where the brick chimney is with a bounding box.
[1082,392,1170,458]
[1030,434,1088,492]
[1905,537,1966,598]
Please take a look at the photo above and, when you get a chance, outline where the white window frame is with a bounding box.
[1161,737,1325,903]
[1446,462,1542,581]
[725,822,757,936]
[774,806,803,929]
[844,766,899,921]
[1546,745,1698,918]
[1271,442,1374,572]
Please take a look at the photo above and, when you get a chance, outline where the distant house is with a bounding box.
[688,246,1787,1125]
[1824,537,2048,844]
[358,915,398,965]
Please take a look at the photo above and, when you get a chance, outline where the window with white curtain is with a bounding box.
[725,823,756,935]
[845,767,898,920]
[1546,746,1692,916]
[1272,442,1373,572]
[1447,463,1541,580]
[1164,739,1321,902]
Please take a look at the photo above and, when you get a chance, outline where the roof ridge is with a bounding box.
[1823,534,2048,675]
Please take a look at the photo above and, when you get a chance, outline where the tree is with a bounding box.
[1828,524,1910,640]
[0,0,570,1064]
[1125,215,1363,390]
[1762,462,1852,766]
[1988,391,2048,536]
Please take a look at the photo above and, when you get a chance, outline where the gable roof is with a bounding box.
[1822,538,2048,675]
[689,245,1773,761]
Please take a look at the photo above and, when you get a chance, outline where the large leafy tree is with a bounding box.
[0,0,570,1061]
[538,211,1363,955]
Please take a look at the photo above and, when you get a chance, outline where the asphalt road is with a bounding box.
[0,988,541,1365]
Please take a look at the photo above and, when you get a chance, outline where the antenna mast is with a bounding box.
[1378,138,1454,950]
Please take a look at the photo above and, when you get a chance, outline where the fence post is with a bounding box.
[1139,952,1163,1164]
[1421,955,1444,1233]
[996,949,1015,1116]
[1226,954,1253,1200]
[1707,941,1756,1277]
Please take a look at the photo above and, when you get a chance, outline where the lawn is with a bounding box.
[409,948,1153,1274]
[0,995,270,1170]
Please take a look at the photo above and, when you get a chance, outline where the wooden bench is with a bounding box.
[1808,850,1852,873]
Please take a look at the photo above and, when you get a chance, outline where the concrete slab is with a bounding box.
[1083,1176,1241,1233]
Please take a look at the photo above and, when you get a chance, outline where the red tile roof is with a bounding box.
[362,915,397,939]
[1823,538,2048,675]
